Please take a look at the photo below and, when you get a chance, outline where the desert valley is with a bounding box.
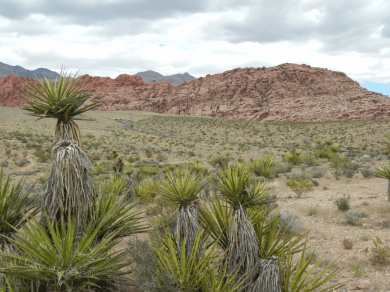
[0,63,390,291]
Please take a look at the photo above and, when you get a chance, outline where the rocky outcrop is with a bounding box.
[1,63,390,122]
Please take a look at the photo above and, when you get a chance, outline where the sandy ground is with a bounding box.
[1,106,390,291]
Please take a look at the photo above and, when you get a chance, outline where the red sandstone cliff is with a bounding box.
[1,63,389,122]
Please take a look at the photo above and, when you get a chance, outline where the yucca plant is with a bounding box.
[375,163,390,201]
[152,231,248,292]
[251,156,276,180]
[43,140,94,230]
[0,167,39,251]
[279,243,345,292]
[160,169,208,259]
[199,194,232,250]
[21,68,100,147]
[102,173,127,196]
[250,210,306,259]
[214,163,267,289]
[0,213,131,291]
[88,189,147,242]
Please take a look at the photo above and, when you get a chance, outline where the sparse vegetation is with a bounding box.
[1,104,389,290]
[286,177,314,198]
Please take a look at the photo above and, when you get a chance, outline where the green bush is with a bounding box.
[284,151,302,165]
[156,154,168,162]
[127,154,140,163]
[314,148,335,159]
[370,237,390,265]
[33,149,51,162]
[335,197,350,211]
[209,154,230,167]
[286,177,313,198]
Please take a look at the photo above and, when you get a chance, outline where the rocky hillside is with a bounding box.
[133,70,196,84]
[0,62,60,79]
[1,63,389,122]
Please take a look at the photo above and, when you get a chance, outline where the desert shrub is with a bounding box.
[360,167,374,178]
[127,237,164,290]
[331,155,359,179]
[301,153,319,166]
[156,154,168,162]
[265,193,278,208]
[136,164,161,177]
[335,197,350,212]
[135,178,162,204]
[291,169,313,180]
[16,158,30,167]
[188,161,208,176]
[1,161,8,167]
[370,237,390,265]
[360,234,370,241]
[308,205,319,216]
[286,177,313,198]
[274,162,292,174]
[209,154,229,168]
[284,151,302,165]
[269,210,304,235]
[345,210,364,225]
[314,148,335,159]
[33,149,51,162]
[127,154,140,163]
[342,239,353,249]
[311,166,327,178]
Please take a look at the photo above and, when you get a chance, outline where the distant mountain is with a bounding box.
[0,64,13,78]
[133,70,196,85]
[0,62,60,79]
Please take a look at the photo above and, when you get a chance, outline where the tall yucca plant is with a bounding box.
[88,189,147,242]
[375,163,390,201]
[21,68,100,147]
[160,169,208,259]
[152,231,248,292]
[215,163,267,289]
[43,140,94,230]
[0,214,131,291]
[0,167,39,251]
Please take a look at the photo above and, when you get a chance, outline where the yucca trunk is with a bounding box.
[175,204,202,261]
[55,120,82,147]
[249,256,282,292]
[227,205,259,289]
[42,140,93,230]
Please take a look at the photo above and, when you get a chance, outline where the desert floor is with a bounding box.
[1,106,390,291]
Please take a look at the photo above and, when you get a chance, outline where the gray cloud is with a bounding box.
[203,0,390,54]
[1,0,208,23]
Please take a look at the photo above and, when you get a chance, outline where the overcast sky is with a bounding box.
[1,0,390,94]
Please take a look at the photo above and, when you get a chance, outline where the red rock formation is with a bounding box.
[1,63,390,122]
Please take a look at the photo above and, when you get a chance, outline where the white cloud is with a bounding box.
[0,0,389,86]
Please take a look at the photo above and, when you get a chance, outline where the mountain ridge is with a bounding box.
[1,63,389,122]
[133,70,196,84]
[0,62,60,79]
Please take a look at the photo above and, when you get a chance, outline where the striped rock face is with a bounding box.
[1,63,389,122]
